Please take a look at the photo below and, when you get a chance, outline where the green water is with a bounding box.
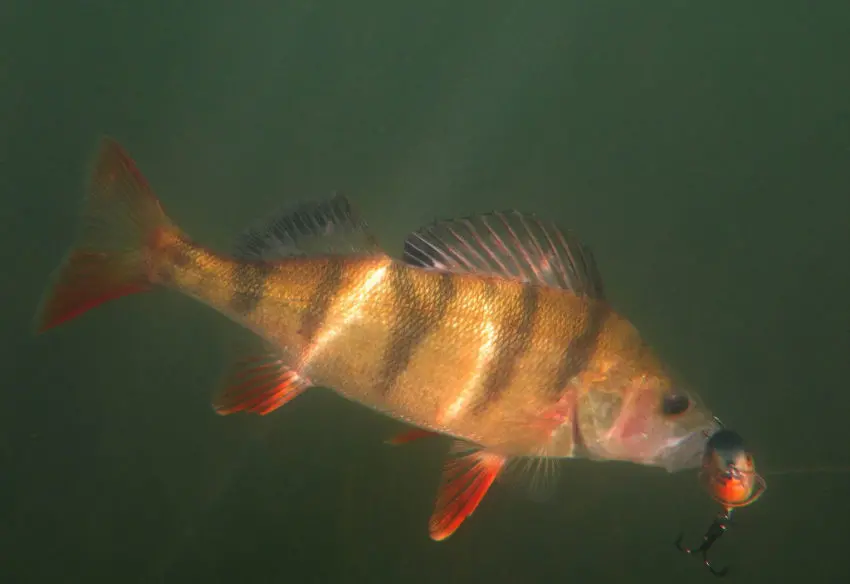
[3,2,849,582]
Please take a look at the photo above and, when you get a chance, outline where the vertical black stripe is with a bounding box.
[546,301,610,401]
[229,262,273,315]
[299,258,345,344]
[377,265,455,397]
[472,284,539,414]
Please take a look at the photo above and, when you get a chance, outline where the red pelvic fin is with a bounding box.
[385,428,441,446]
[428,448,507,541]
[213,354,310,416]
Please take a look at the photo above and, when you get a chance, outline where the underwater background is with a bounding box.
[2,1,849,582]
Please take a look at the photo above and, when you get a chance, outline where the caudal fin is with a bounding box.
[35,138,176,332]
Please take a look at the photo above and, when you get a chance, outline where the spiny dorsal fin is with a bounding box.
[403,210,605,299]
[233,194,381,260]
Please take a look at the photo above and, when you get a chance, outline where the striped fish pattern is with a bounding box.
[36,139,719,541]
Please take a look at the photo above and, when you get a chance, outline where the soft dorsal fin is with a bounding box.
[233,194,381,260]
[403,210,605,298]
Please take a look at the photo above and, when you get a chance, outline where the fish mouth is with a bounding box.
[655,419,720,473]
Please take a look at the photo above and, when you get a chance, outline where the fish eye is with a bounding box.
[661,393,691,417]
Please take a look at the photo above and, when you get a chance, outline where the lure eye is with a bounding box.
[661,393,691,416]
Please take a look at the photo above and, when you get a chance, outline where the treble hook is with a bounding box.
[675,509,733,577]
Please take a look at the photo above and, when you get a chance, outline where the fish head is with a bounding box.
[576,375,719,472]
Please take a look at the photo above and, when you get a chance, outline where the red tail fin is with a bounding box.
[35,138,175,332]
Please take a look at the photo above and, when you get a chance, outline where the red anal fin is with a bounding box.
[213,354,310,416]
[429,448,507,541]
[385,428,441,445]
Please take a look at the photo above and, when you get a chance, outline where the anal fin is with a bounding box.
[429,446,507,541]
[213,354,311,416]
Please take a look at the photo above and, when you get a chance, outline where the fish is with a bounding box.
[36,138,719,541]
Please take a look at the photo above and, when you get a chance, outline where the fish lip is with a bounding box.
[655,419,720,473]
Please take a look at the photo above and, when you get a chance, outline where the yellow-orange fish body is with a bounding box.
[37,139,719,540]
[161,244,693,461]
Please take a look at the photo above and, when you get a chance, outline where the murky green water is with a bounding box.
[3,2,849,582]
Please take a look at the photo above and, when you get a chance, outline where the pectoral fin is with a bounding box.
[429,446,507,541]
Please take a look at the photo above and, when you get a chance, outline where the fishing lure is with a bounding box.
[675,422,766,577]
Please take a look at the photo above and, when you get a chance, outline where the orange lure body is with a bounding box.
[699,429,766,510]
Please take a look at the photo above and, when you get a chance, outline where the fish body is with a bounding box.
[37,139,719,540]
